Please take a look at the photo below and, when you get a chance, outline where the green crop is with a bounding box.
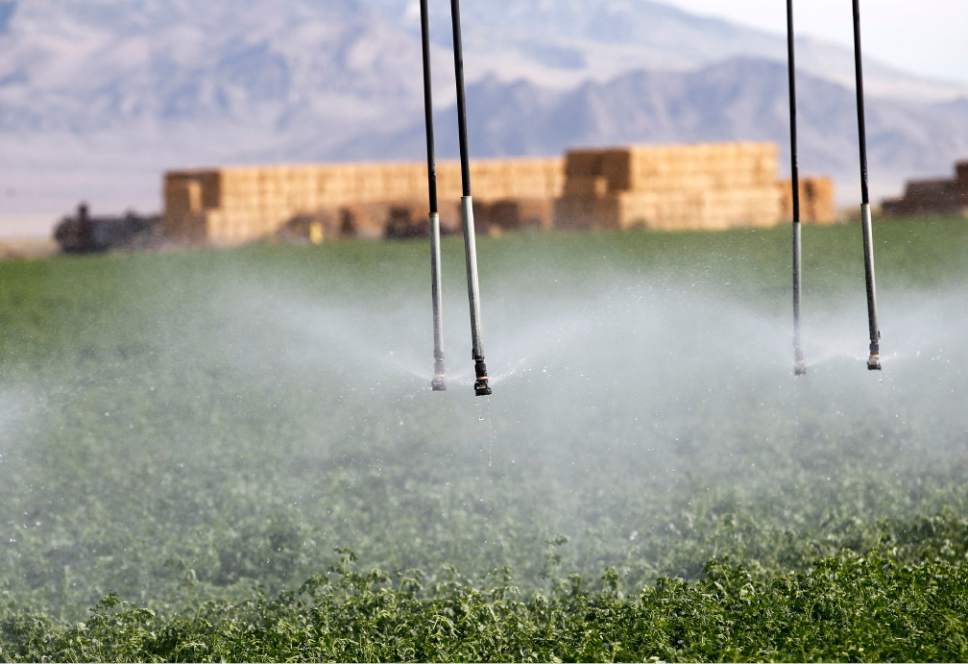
[0,216,966,661]
[2,542,968,662]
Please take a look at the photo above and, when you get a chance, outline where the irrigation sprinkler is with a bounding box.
[449,0,492,396]
[786,0,807,377]
[419,0,447,392]
[851,0,882,371]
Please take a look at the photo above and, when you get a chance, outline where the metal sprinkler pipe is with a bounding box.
[449,0,491,397]
[786,0,807,377]
[851,0,883,371]
[419,0,447,392]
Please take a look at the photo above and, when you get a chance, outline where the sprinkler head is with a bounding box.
[432,358,447,392]
[794,361,808,377]
[867,353,882,371]
[473,358,492,397]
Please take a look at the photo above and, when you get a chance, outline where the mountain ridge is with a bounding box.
[320,57,968,204]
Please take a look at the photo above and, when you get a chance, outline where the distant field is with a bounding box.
[1,217,967,661]
[0,237,56,260]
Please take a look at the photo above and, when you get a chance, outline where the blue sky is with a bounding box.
[665,0,968,84]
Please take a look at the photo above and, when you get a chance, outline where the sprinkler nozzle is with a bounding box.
[867,353,882,371]
[473,358,492,397]
[794,361,808,377]
[432,357,447,392]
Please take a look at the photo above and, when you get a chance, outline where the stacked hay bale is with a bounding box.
[164,172,215,243]
[163,146,837,244]
[555,143,783,231]
[436,158,564,206]
[163,158,563,246]
[883,160,968,218]
[777,177,837,224]
[439,158,563,235]
[475,198,555,235]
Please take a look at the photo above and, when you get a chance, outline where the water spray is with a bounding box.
[786,0,807,377]
[419,0,447,392]
[449,0,492,396]
[851,0,883,371]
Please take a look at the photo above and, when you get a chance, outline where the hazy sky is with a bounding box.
[665,0,968,84]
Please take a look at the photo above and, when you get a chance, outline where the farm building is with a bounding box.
[162,142,836,245]
[882,160,968,218]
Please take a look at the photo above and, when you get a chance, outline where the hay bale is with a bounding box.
[802,178,836,223]
[777,177,837,225]
[554,196,621,231]
[564,176,609,197]
[475,198,554,233]
[555,142,785,232]
[166,143,800,244]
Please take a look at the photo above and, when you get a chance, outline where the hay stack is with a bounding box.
[163,157,563,246]
[555,143,782,231]
[777,177,837,225]
[475,198,555,234]
[163,147,839,243]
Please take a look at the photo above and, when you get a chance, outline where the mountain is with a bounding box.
[0,0,435,224]
[0,0,966,230]
[387,0,792,86]
[383,0,968,101]
[0,0,423,136]
[324,58,968,203]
